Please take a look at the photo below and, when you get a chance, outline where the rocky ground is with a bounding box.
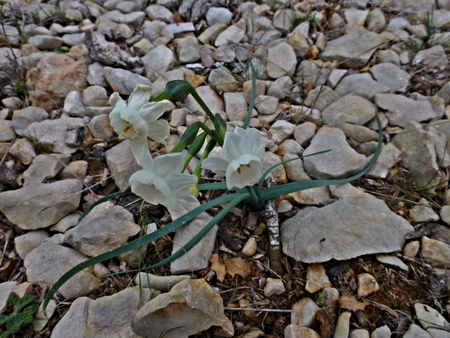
[1,0,450,337]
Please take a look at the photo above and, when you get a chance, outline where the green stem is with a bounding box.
[193,138,216,178]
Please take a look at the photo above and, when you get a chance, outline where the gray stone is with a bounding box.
[281,192,413,263]
[28,35,63,50]
[50,212,81,233]
[287,31,309,57]
[152,67,195,98]
[304,86,340,111]
[370,63,411,93]
[267,42,297,78]
[51,287,153,338]
[415,303,450,338]
[392,121,441,190]
[11,106,48,137]
[278,139,303,156]
[327,69,347,88]
[206,7,233,26]
[120,11,146,27]
[322,95,376,125]
[87,62,108,87]
[198,23,227,44]
[335,73,390,101]
[366,8,386,32]
[334,312,352,338]
[288,186,332,206]
[132,279,234,338]
[283,154,311,182]
[14,231,50,260]
[62,33,85,46]
[82,86,108,107]
[410,198,440,222]
[296,60,330,88]
[320,26,384,68]
[24,243,99,300]
[176,35,200,63]
[215,25,245,47]
[291,297,320,327]
[105,140,141,191]
[168,200,216,274]
[267,76,294,99]
[377,49,400,65]
[0,120,15,142]
[413,45,449,70]
[437,81,450,105]
[404,241,420,258]
[330,13,346,30]
[103,67,152,96]
[23,118,85,154]
[386,17,409,31]
[9,138,36,165]
[88,115,114,139]
[142,45,177,82]
[441,206,450,226]
[268,120,296,144]
[344,8,369,26]
[161,22,195,36]
[375,254,408,271]
[184,85,224,117]
[422,236,450,267]
[264,278,285,297]
[254,95,279,115]
[371,325,391,338]
[208,67,239,92]
[375,94,437,128]
[305,263,331,293]
[350,329,370,338]
[65,202,140,257]
[23,154,70,186]
[290,105,323,127]
[285,325,321,338]
[404,324,432,338]
[0,179,82,230]
[333,122,379,143]
[134,273,190,292]
[146,4,173,23]
[0,282,19,313]
[224,92,250,122]
[379,0,435,20]
[366,143,402,179]
[263,151,288,184]
[294,122,316,147]
[63,91,86,117]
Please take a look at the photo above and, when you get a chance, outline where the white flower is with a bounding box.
[202,127,265,189]
[109,85,171,166]
[129,153,198,209]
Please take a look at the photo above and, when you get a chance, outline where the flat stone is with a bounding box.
[303,126,370,179]
[57,161,88,180]
[357,273,379,298]
[176,35,200,63]
[224,92,250,122]
[263,151,288,184]
[215,25,245,47]
[335,73,390,101]
[242,237,258,257]
[404,323,432,338]
[206,7,233,26]
[371,325,392,338]
[305,263,331,293]
[65,202,140,257]
[291,297,320,328]
[87,62,108,87]
[304,86,340,111]
[366,8,386,32]
[288,186,332,206]
[134,273,190,292]
[63,91,86,117]
[28,35,63,50]
[132,279,234,338]
[410,198,440,222]
[422,236,450,267]
[349,329,370,338]
[168,200,216,274]
[14,230,50,260]
[369,63,411,93]
[88,115,115,139]
[208,67,239,92]
[23,117,85,154]
[320,26,384,68]
[185,85,224,117]
[267,42,297,78]
[11,106,49,136]
[103,67,152,96]
[334,312,352,338]
[24,243,99,300]
[415,303,450,338]
[22,154,71,186]
[264,278,285,297]
[142,45,177,82]
[366,143,402,179]
[281,192,413,263]
[267,76,294,99]
[285,325,321,338]
[0,282,19,312]
[161,22,195,36]
[152,67,195,98]
[413,45,449,70]
[0,179,82,230]
[105,140,141,191]
[9,138,36,165]
[376,254,409,271]
[391,121,440,190]
[322,95,377,125]
[374,94,437,128]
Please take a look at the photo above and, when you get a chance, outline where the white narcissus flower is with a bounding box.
[202,127,265,189]
[109,84,171,166]
[129,153,198,209]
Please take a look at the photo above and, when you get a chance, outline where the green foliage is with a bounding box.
[0,293,38,337]
[291,12,316,31]
[314,291,327,307]
[53,47,68,54]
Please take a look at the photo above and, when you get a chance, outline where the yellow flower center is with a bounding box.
[237,163,251,174]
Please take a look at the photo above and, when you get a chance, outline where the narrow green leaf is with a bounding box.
[170,122,201,153]
[42,192,243,315]
[213,113,227,146]
[242,61,256,130]
[198,182,229,190]
[183,132,207,171]
[78,191,132,221]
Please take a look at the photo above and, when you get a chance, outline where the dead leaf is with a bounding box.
[304,78,314,95]
[317,307,336,338]
[224,256,252,279]
[210,253,226,282]
[338,295,369,312]
[359,64,371,72]
[172,10,183,23]
[186,74,206,88]
[305,45,319,59]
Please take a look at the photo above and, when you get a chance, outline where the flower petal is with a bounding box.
[130,140,151,167]
[130,170,171,206]
[239,128,265,160]
[222,132,243,161]
[127,85,152,110]
[108,92,126,109]
[140,100,171,124]
[146,120,169,144]
[201,156,229,176]
[153,153,184,177]
[225,155,262,189]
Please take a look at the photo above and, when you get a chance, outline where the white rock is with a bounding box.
[264,278,286,297]
[305,263,331,293]
[357,273,379,298]
[376,254,408,271]
[291,297,320,327]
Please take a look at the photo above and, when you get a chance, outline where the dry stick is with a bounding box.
[265,175,283,275]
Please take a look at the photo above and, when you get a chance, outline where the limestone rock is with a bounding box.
[131,279,234,338]
[281,192,413,263]
[322,95,377,125]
